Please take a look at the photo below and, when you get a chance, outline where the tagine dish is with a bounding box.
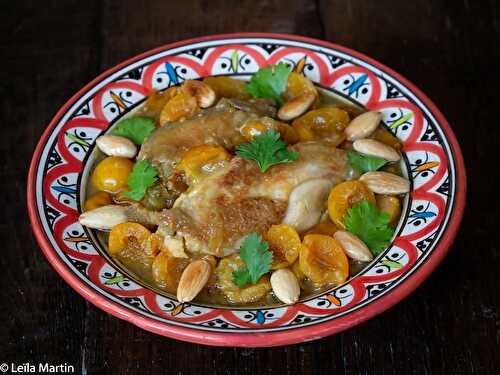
[80,65,409,307]
[28,34,464,346]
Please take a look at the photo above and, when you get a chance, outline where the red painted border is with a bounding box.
[27,33,466,347]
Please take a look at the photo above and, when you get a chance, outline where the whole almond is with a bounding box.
[353,139,400,161]
[345,111,382,141]
[278,93,316,121]
[360,171,410,195]
[270,269,300,304]
[177,260,211,303]
[181,80,216,108]
[334,230,373,262]
[96,135,137,158]
[78,204,128,230]
[282,178,333,233]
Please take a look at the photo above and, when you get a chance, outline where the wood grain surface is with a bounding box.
[1,1,498,374]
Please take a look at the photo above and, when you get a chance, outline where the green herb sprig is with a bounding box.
[111,117,156,145]
[348,151,387,174]
[245,63,291,105]
[236,130,299,172]
[123,160,158,201]
[233,233,273,288]
[344,200,394,255]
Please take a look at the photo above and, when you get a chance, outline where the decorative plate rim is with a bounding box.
[27,32,466,347]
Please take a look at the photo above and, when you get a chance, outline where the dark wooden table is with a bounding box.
[1,1,498,374]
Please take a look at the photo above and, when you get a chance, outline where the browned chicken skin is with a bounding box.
[135,98,354,257]
[138,99,275,178]
[159,141,353,257]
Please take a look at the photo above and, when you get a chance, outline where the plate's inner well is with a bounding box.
[84,83,408,308]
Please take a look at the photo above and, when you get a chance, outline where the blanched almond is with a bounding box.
[353,139,400,162]
[78,205,128,230]
[334,230,373,262]
[181,80,216,108]
[270,269,300,304]
[360,171,410,195]
[277,93,316,121]
[345,111,382,141]
[176,260,211,303]
[96,135,137,158]
[282,178,333,233]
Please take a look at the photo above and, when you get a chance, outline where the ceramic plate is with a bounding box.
[28,33,466,347]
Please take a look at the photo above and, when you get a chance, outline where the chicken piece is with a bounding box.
[159,141,352,257]
[247,141,353,200]
[138,98,276,178]
[124,204,162,227]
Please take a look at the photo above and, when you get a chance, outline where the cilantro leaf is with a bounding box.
[245,63,291,105]
[348,151,387,174]
[233,268,252,288]
[232,233,273,287]
[123,160,158,201]
[236,130,299,172]
[344,200,394,255]
[239,233,273,283]
[111,117,155,145]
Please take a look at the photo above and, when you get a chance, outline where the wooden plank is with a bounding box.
[98,0,325,69]
[319,1,500,374]
[0,1,102,373]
